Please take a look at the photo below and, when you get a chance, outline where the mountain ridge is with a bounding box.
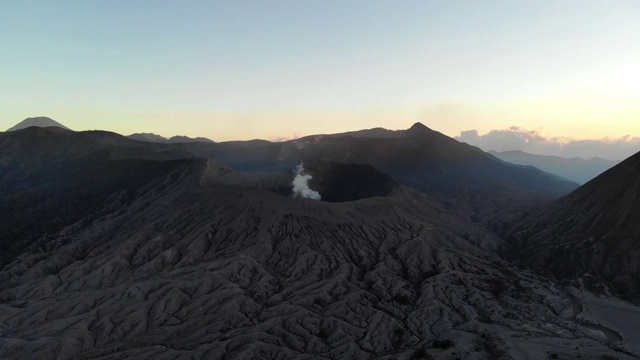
[1,122,637,358]
[128,132,214,144]
[490,150,619,184]
[1,146,631,359]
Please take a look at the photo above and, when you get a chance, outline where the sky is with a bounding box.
[1,0,639,146]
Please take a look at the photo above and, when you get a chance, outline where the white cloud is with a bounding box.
[456,126,640,160]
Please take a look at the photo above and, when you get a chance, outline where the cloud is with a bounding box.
[291,163,321,200]
[456,126,640,160]
[269,132,302,142]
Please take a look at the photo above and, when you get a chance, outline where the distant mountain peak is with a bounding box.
[7,117,70,131]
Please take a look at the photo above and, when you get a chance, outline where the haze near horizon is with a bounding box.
[1,1,639,144]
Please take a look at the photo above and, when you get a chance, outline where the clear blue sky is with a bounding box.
[1,0,639,141]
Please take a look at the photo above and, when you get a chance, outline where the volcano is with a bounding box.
[0,123,636,359]
[6,116,70,131]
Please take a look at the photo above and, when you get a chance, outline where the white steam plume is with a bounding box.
[292,163,321,200]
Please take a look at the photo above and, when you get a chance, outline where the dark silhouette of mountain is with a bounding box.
[128,132,214,144]
[326,126,407,139]
[0,124,636,359]
[0,123,578,250]
[507,150,640,302]
[0,127,198,262]
[173,123,577,222]
[169,135,214,143]
[490,150,619,184]
[6,116,70,131]
[127,132,167,143]
[282,123,578,222]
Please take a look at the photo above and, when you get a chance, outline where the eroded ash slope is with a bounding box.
[0,160,631,360]
[506,150,640,302]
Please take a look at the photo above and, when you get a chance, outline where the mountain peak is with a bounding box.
[405,122,438,137]
[409,122,428,130]
[7,117,70,132]
[408,122,432,132]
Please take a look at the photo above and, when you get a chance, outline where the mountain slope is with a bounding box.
[490,150,619,184]
[6,116,70,131]
[507,150,640,301]
[0,124,577,233]
[288,123,578,222]
[0,127,198,262]
[1,125,634,359]
[0,158,631,359]
[176,123,577,222]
